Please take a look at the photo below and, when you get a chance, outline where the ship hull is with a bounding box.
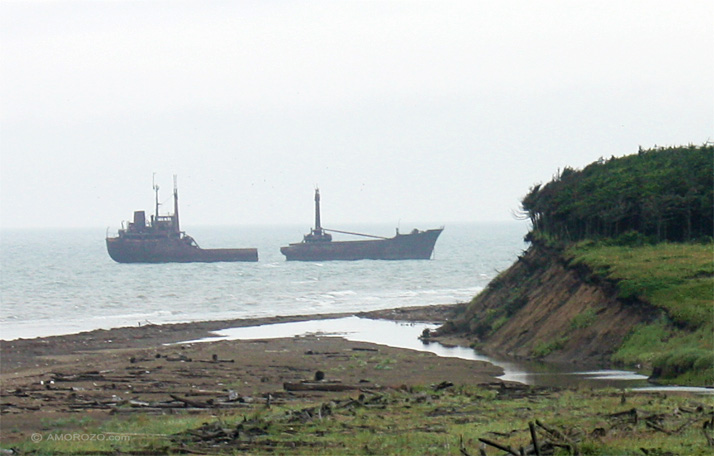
[280,228,443,261]
[106,238,258,263]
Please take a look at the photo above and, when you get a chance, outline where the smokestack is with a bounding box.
[314,188,322,232]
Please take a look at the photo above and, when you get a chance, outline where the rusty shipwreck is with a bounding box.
[106,177,258,263]
[280,189,443,261]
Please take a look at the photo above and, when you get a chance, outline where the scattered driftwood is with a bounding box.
[471,419,577,456]
[283,381,359,392]
[607,407,639,426]
[0,403,41,411]
[470,403,714,456]
[287,402,333,423]
[703,419,714,446]
[164,355,193,362]
[305,350,340,356]
[432,381,454,391]
[170,394,212,408]
[477,437,520,456]
[535,419,580,455]
[196,354,234,364]
[50,372,111,382]
[458,435,472,456]
[110,407,209,415]
[170,417,274,453]
[529,422,541,456]
[129,356,155,364]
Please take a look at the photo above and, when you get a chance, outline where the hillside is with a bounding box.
[438,240,656,364]
[437,145,714,386]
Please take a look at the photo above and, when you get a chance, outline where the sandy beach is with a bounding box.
[0,303,507,444]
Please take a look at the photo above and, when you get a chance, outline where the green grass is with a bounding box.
[22,414,202,455]
[566,241,714,385]
[565,242,713,328]
[10,386,714,455]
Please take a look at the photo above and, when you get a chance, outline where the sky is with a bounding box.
[1,0,712,230]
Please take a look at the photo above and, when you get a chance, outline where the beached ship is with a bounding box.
[106,177,258,263]
[280,189,443,261]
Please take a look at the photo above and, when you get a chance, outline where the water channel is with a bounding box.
[183,316,712,394]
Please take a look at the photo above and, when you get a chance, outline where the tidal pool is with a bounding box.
[182,316,712,394]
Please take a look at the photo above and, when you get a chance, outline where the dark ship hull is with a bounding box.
[280,228,443,261]
[106,237,258,263]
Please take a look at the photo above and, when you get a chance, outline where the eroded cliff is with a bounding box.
[438,242,660,366]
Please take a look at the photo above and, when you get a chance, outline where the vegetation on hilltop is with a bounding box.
[526,145,713,384]
[445,145,713,385]
[520,145,713,243]
[521,145,714,384]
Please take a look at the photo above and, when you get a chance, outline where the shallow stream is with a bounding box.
[183,316,712,394]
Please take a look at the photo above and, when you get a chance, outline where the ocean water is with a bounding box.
[0,222,528,340]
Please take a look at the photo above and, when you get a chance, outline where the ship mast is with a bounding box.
[173,175,180,234]
[314,188,322,235]
[153,173,160,225]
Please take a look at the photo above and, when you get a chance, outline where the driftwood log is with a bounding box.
[283,381,359,392]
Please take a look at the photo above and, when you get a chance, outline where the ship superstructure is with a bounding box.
[106,177,258,263]
[280,189,442,261]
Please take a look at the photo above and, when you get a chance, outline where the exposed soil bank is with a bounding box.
[435,243,658,365]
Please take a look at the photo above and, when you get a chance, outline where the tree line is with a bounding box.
[520,144,713,243]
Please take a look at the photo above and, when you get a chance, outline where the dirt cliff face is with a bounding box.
[442,243,659,365]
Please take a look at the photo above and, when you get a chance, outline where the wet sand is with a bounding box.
[0,304,508,444]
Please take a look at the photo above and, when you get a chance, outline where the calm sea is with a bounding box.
[0,222,527,340]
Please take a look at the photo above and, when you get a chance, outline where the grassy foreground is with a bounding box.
[12,384,714,455]
[565,241,714,385]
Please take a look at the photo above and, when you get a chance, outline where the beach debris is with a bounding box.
[529,421,541,456]
[477,436,522,455]
[169,417,271,453]
[703,418,714,446]
[432,380,454,391]
[458,434,472,456]
[352,347,378,352]
[5,374,712,454]
[165,354,193,362]
[50,371,107,382]
[170,394,212,408]
[474,419,567,456]
[287,401,333,423]
[607,407,639,427]
[304,349,340,356]
[129,356,155,363]
[283,381,360,392]
[197,354,234,363]
[535,419,581,455]
[466,403,714,456]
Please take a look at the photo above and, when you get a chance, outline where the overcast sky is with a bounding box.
[1,0,712,230]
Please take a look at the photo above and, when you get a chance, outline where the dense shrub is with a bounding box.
[520,145,713,243]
